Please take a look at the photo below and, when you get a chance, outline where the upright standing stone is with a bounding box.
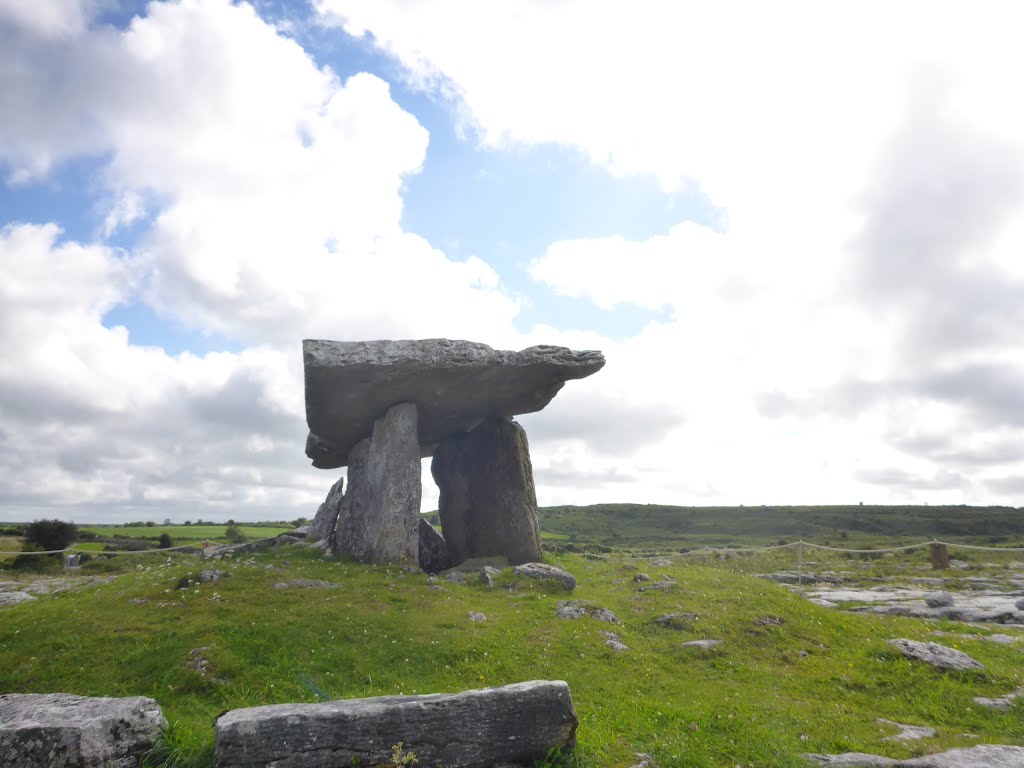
[432,417,542,566]
[331,403,421,564]
[306,476,344,542]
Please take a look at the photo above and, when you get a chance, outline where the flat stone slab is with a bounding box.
[303,339,605,468]
[887,639,984,671]
[215,680,578,768]
[805,745,1024,767]
[0,693,166,768]
[0,592,36,607]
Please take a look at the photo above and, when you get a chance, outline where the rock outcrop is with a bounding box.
[0,693,166,768]
[805,745,1024,767]
[304,339,605,469]
[214,680,578,768]
[418,519,450,573]
[432,417,542,565]
[330,403,421,565]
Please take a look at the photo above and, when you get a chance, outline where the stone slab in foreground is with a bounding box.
[0,693,166,768]
[215,680,578,768]
[806,745,1024,767]
[304,339,605,468]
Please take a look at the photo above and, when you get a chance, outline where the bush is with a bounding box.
[225,525,246,544]
[159,533,175,549]
[24,519,78,552]
[10,544,63,573]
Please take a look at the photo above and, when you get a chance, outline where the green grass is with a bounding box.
[2,545,1022,767]
[79,525,292,544]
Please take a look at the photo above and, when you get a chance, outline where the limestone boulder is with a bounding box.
[331,403,421,565]
[306,476,344,542]
[304,339,604,468]
[0,693,166,768]
[887,639,984,671]
[214,680,578,768]
[432,417,542,566]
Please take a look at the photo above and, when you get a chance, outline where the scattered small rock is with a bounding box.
[756,616,785,626]
[973,687,1024,711]
[512,562,576,591]
[925,592,954,608]
[878,719,935,742]
[654,613,698,630]
[887,639,984,671]
[187,646,212,675]
[480,566,502,588]
[633,573,651,583]
[468,611,487,623]
[637,581,676,592]
[446,571,468,585]
[601,631,629,651]
[681,639,721,650]
[629,753,654,768]
[555,600,619,623]
[272,579,343,589]
[649,559,673,567]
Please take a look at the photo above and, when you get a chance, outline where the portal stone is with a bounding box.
[306,476,343,542]
[431,416,541,566]
[330,402,421,564]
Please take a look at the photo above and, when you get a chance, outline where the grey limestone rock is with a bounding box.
[418,518,450,574]
[433,417,542,566]
[925,592,955,608]
[214,680,578,768]
[601,631,629,651]
[555,600,618,623]
[0,591,35,607]
[331,402,421,565]
[887,639,984,671]
[0,693,166,768]
[468,611,487,622]
[805,745,1024,767]
[307,476,344,542]
[1016,597,1024,610]
[654,613,698,630]
[878,719,936,741]
[681,639,722,650]
[513,562,576,591]
[974,687,1024,711]
[303,339,604,468]
[633,573,651,583]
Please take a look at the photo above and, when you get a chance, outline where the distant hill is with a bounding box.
[538,503,1024,549]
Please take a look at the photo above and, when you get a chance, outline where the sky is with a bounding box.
[2,0,1023,524]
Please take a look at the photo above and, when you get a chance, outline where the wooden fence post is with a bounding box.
[929,541,950,570]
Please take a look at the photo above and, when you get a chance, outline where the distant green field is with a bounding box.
[539,503,1024,549]
[80,524,293,544]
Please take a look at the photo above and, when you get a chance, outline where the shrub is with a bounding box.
[24,519,78,552]
[225,525,246,544]
[159,533,175,549]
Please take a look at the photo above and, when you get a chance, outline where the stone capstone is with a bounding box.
[303,339,605,468]
[307,476,344,542]
[887,639,984,671]
[214,680,578,768]
[330,402,421,565]
[432,417,542,565]
[0,693,166,768]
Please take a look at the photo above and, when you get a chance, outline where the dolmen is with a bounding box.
[303,339,604,571]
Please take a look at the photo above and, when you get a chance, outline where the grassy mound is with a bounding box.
[1,548,1022,767]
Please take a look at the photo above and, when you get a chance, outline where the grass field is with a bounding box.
[80,524,293,543]
[2,544,1022,767]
